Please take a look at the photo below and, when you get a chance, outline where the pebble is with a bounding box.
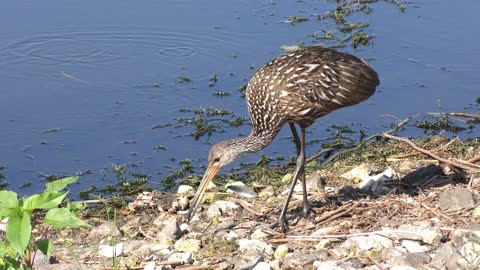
[282,173,293,183]
[401,239,430,253]
[160,220,181,240]
[274,244,289,259]
[176,185,194,194]
[438,188,477,212]
[87,221,122,241]
[207,203,222,218]
[395,225,443,245]
[347,235,394,251]
[98,243,124,258]
[174,239,201,253]
[340,163,371,182]
[168,252,193,264]
[239,239,274,257]
[252,262,271,270]
[215,200,241,212]
[226,181,257,198]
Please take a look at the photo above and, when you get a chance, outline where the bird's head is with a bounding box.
[186,139,249,221]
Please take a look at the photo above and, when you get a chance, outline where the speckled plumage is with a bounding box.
[187,46,379,230]
[246,46,379,138]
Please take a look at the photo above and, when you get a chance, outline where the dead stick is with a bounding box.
[315,202,359,223]
[428,112,480,118]
[270,230,421,243]
[468,156,480,164]
[230,198,267,217]
[420,204,454,223]
[382,133,478,172]
[176,265,220,270]
[389,137,458,159]
[306,148,334,163]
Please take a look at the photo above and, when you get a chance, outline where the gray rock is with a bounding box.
[237,255,264,270]
[215,200,241,212]
[471,177,480,187]
[160,220,181,240]
[87,221,121,241]
[401,240,430,253]
[330,246,349,258]
[273,244,289,259]
[227,181,257,198]
[34,264,87,270]
[98,243,124,258]
[239,239,274,257]
[347,235,394,251]
[438,188,477,212]
[270,260,281,270]
[282,253,317,269]
[168,252,193,264]
[123,240,171,255]
[32,250,50,266]
[315,261,341,270]
[391,252,430,268]
[207,203,222,218]
[472,207,480,219]
[458,242,480,268]
[396,225,443,245]
[340,164,371,182]
[252,262,271,270]
[177,185,194,194]
[259,186,274,198]
[431,242,461,269]
[381,247,405,262]
[252,229,270,239]
[143,261,156,270]
[174,238,201,253]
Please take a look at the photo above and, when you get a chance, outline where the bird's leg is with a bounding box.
[298,128,311,218]
[289,123,301,155]
[278,127,308,232]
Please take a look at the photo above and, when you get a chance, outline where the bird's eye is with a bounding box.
[213,157,220,163]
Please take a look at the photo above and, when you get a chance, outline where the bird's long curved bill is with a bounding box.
[186,165,220,222]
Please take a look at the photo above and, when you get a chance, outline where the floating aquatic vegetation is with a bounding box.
[175,107,249,140]
[153,145,167,151]
[212,91,231,97]
[284,16,309,25]
[177,76,192,83]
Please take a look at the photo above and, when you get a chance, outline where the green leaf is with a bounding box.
[22,192,67,211]
[45,176,78,192]
[36,239,51,258]
[67,202,86,213]
[0,191,19,209]
[6,208,31,256]
[44,208,90,229]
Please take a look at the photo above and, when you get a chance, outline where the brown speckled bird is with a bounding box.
[187,45,379,232]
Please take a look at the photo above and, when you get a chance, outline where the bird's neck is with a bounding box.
[241,126,282,153]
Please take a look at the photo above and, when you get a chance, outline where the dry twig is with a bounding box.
[382,133,479,172]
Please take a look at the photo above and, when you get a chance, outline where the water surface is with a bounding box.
[1,0,479,195]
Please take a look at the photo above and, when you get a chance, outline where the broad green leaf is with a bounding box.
[6,208,31,256]
[67,202,86,213]
[44,208,90,229]
[36,239,51,258]
[45,176,78,192]
[22,192,67,211]
[0,191,19,209]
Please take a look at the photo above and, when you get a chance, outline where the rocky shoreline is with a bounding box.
[34,136,480,270]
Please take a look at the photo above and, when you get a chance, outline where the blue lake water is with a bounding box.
[1,0,479,195]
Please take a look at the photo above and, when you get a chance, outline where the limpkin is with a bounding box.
[187,45,379,232]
